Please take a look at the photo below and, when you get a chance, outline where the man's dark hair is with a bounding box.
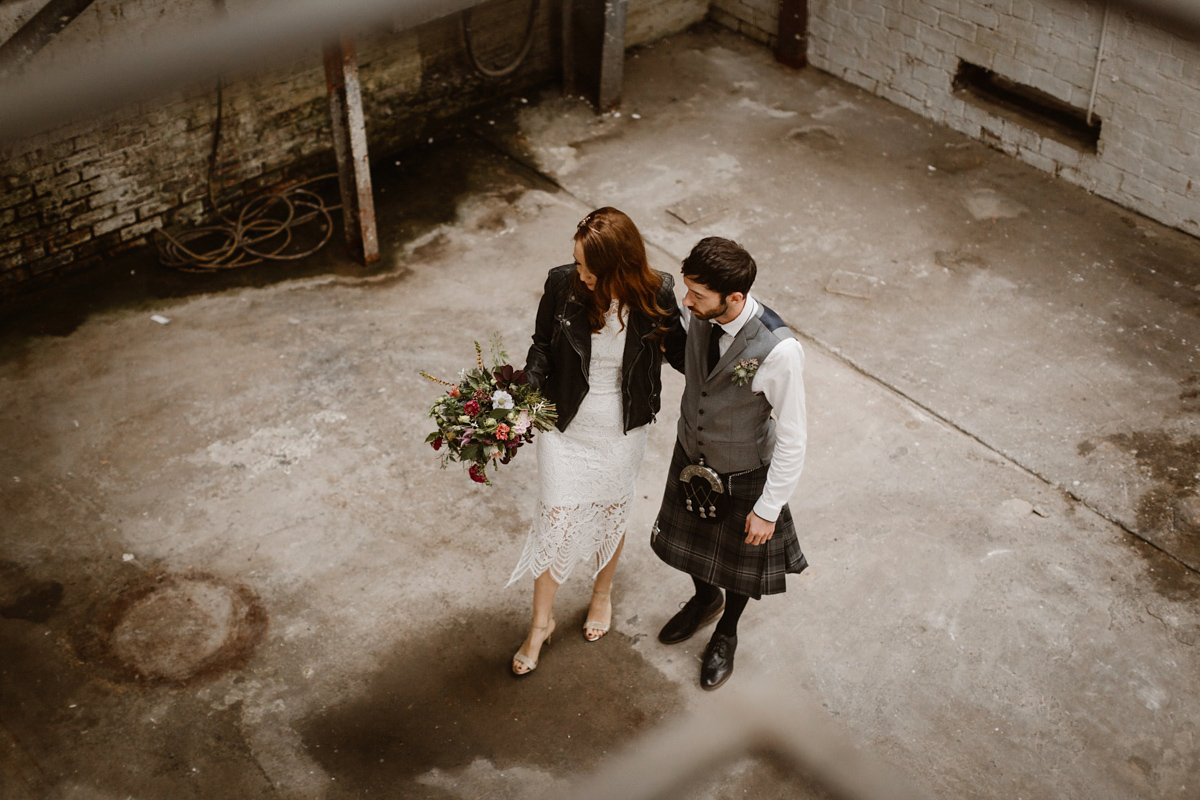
[681,237,757,297]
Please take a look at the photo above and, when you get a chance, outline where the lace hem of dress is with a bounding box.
[506,496,633,586]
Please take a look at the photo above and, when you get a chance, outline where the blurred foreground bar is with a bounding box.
[573,686,926,800]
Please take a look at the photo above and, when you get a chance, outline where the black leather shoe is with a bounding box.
[700,633,737,691]
[658,592,724,644]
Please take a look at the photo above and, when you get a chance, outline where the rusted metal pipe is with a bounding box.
[323,37,379,265]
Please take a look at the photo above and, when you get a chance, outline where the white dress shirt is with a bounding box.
[681,295,807,522]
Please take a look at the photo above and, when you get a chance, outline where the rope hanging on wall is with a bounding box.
[154,179,339,272]
[461,0,541,78]
[155,69,341,272]
[159,0,542,271]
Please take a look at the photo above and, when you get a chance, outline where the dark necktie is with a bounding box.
[707,322,722,374]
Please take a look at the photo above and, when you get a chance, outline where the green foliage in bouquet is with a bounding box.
[421,337,557,484]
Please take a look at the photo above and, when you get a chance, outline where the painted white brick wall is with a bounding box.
[711,0,1200,238]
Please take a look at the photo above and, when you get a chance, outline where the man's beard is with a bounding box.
[691,300,728,321]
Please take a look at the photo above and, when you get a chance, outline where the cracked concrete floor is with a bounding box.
[3,23,1200,800]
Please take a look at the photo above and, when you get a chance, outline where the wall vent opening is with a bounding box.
[952,61,1100,154]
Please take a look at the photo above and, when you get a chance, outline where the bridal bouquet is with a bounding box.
[420,338,557,485]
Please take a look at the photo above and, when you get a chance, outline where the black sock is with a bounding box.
[692,576,722,605]
[714,591,749,637]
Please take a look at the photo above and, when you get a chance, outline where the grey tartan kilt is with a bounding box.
[651,442,808,599]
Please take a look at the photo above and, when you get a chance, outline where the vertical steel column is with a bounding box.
[561,0,576,96]
[775,0,807,69]
[597,0,627,110]
[564,0,627,110]
[323,37,379,265]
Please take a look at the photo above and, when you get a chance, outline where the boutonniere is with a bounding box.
[732,358,760,386]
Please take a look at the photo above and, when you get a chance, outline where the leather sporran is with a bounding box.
[679,459,726,521]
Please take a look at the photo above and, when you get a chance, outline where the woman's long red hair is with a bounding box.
[573,207,670,336]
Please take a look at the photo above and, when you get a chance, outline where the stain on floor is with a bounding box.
[78,571,268,687]
[0,618,273,800]
[1104,431,1200,533]
[0,560,64,623]
[300,611,685,798]
[1180,373,1200,413]
[1087,430,1200,592]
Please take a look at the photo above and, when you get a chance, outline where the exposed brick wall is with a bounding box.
[710,0,780,46]
[0,0,706,296]
[710,0,1200,238]
[631,0,709,46]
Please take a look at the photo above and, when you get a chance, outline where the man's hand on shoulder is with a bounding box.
[744,510,776,546]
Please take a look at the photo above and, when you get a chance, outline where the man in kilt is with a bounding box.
[652,236,808,690]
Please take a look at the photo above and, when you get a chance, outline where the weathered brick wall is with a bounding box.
[0,0,706,296]
[710,0,1200,238]
[710,0,779,45]
[631,0,709,45]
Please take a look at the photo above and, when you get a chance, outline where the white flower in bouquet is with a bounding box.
[420,336,558,486]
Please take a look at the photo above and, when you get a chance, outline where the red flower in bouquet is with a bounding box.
[421,336,557,486]
[493,364,528,387]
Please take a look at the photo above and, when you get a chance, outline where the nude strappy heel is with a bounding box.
[512,618,555,675]
[584,588,612,642]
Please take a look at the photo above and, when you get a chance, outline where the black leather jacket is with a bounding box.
[525,265,686,433]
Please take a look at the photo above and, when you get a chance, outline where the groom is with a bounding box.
[652,236,808,690]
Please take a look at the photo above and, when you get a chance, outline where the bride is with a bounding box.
[507,207,685,675]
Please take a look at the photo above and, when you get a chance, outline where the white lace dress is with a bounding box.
[507,305,649,585]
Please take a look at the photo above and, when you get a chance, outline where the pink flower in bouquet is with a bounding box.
[431,436,443,451]
[473,389,489,403]
[464,400,481,417]
[469,464,487,483]
[512,411,531,436]
[495,423,511,440]
[448,386,461,398]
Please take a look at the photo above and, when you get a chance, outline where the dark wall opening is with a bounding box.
[952,60,1101,154]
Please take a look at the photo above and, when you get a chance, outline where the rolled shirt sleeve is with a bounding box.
[749,337,807,522]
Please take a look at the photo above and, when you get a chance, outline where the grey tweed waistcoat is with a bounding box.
[677,302,795,474]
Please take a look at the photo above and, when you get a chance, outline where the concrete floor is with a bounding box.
[3,23,1200,800]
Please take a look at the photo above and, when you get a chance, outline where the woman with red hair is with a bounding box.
[507,207,685,675]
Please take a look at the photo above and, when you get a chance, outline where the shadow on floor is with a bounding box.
[300,610,685,798]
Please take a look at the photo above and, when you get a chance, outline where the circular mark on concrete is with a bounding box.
[97,573,266,686]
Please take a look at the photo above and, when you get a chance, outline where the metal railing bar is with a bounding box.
[0,0,98,77]
[0,0,489,143]
[571,687,926,800]
[0,0,1198,144]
